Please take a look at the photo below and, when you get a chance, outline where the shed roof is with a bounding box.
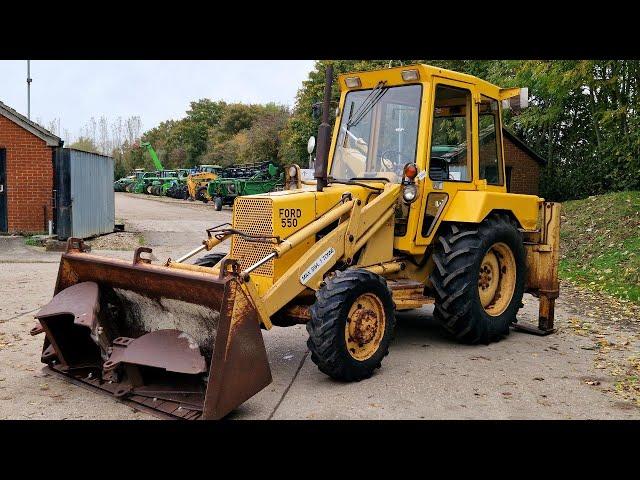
[502,127,546,166]
[0,100,63,147]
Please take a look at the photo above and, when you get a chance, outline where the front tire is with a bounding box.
[307,269,396,381]
[196,186,209,203]
[429,214,526,344]
[214,196,223,211]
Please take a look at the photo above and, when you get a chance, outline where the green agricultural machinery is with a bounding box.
[128,142,166,194]
[146,170,180,196]
[165,169,193,199]
[132,171,160,193]
[114,168,145,192]
[207,162,283,211]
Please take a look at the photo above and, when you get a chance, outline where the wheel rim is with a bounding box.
[478,242,516,316]
[344,293,386,361]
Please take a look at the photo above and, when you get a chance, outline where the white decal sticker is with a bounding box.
[300,247,336,285]
[300,169,315,180]
[416,170,427,181]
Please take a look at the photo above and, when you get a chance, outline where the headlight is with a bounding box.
[403,184,418,203]
[288,166,298,177]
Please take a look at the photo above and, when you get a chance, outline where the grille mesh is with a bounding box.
[230,197,274,276]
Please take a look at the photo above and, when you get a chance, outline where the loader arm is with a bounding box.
[253,183,401,320]
[141,142,163,171]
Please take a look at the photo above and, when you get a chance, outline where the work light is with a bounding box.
[401,69,420,82]
[344,77,361,88]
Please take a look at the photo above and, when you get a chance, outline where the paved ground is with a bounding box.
[1,192,638,419]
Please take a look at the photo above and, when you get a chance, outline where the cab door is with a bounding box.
[414,77,478,246]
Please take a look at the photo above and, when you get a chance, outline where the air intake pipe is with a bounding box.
[315,65,333,192]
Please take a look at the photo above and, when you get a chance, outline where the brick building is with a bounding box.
[0,101,63,234]
[502,127,546,196]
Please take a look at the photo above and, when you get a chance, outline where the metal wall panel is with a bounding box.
[66,149,114,239]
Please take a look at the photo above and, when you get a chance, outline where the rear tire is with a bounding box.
[193,252,225,268]
[307,269,395,381]
[429,214,526,344]
[214,196,223,211]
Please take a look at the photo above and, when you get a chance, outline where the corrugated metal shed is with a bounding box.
[55,148,114,240]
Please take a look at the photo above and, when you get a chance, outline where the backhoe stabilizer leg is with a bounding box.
[516,202,561,336]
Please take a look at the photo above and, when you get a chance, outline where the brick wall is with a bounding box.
[503,134,540,196]
[0,114,54,233]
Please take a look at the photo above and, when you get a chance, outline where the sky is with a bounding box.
[0,60,315,143]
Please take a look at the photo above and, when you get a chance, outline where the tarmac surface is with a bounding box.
[0,192,638,419]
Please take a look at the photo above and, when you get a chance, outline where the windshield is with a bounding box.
[330,84,421,182]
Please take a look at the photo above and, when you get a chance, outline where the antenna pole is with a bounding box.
[27,60,32,120]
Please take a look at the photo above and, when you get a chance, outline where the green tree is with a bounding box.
[69,136,99,153]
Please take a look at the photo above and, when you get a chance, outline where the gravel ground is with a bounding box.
[0,192,638,419]
[86,232,143,251]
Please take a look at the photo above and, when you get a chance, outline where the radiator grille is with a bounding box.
[230,197,274,276]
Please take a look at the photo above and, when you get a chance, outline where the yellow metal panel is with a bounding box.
[442,191,540,230]
[499,87,521,100]
[230,197,275,276]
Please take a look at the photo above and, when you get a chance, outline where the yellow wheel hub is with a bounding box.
[344,293,386,361]
[478,242,516,316]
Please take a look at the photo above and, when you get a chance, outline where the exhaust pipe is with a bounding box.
[315,65,333,192]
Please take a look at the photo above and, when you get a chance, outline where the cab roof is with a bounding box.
[337,64,515,100]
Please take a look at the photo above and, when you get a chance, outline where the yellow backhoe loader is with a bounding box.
[186,165,223,202]
[31,64,560,419]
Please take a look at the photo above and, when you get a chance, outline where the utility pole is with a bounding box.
[27,60,32,120]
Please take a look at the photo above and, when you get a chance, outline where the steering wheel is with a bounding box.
[379,150,409,174]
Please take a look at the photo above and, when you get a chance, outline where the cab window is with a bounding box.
[478,95,503,185]
[429,85,472,182]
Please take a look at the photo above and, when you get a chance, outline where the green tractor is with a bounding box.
[166,169,192,199]
[129,141,166,194]
[132,171,159,193]
[114,168,145,192]
[147,170,180,196]
[207,162,283,211]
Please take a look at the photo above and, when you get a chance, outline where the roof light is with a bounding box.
[344,77,361,88]
[401,69,420,82]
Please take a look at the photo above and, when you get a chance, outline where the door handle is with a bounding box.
[0,184,4,193]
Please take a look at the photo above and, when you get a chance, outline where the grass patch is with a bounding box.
[559,191,640,303]
[24,236,41,247]
[138,234,146,245]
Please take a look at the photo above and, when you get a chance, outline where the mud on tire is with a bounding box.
[429,213,526,345]
[307,269,396,382]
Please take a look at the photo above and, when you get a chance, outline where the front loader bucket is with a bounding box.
[31,240,272,420]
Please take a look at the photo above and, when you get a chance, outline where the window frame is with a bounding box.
[427,83,474,184]
[477,94,505,187]
[329,83,424,182]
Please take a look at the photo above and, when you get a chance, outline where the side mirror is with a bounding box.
[307,136,316,154]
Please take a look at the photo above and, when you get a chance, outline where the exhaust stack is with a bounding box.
[315,65,333,192]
